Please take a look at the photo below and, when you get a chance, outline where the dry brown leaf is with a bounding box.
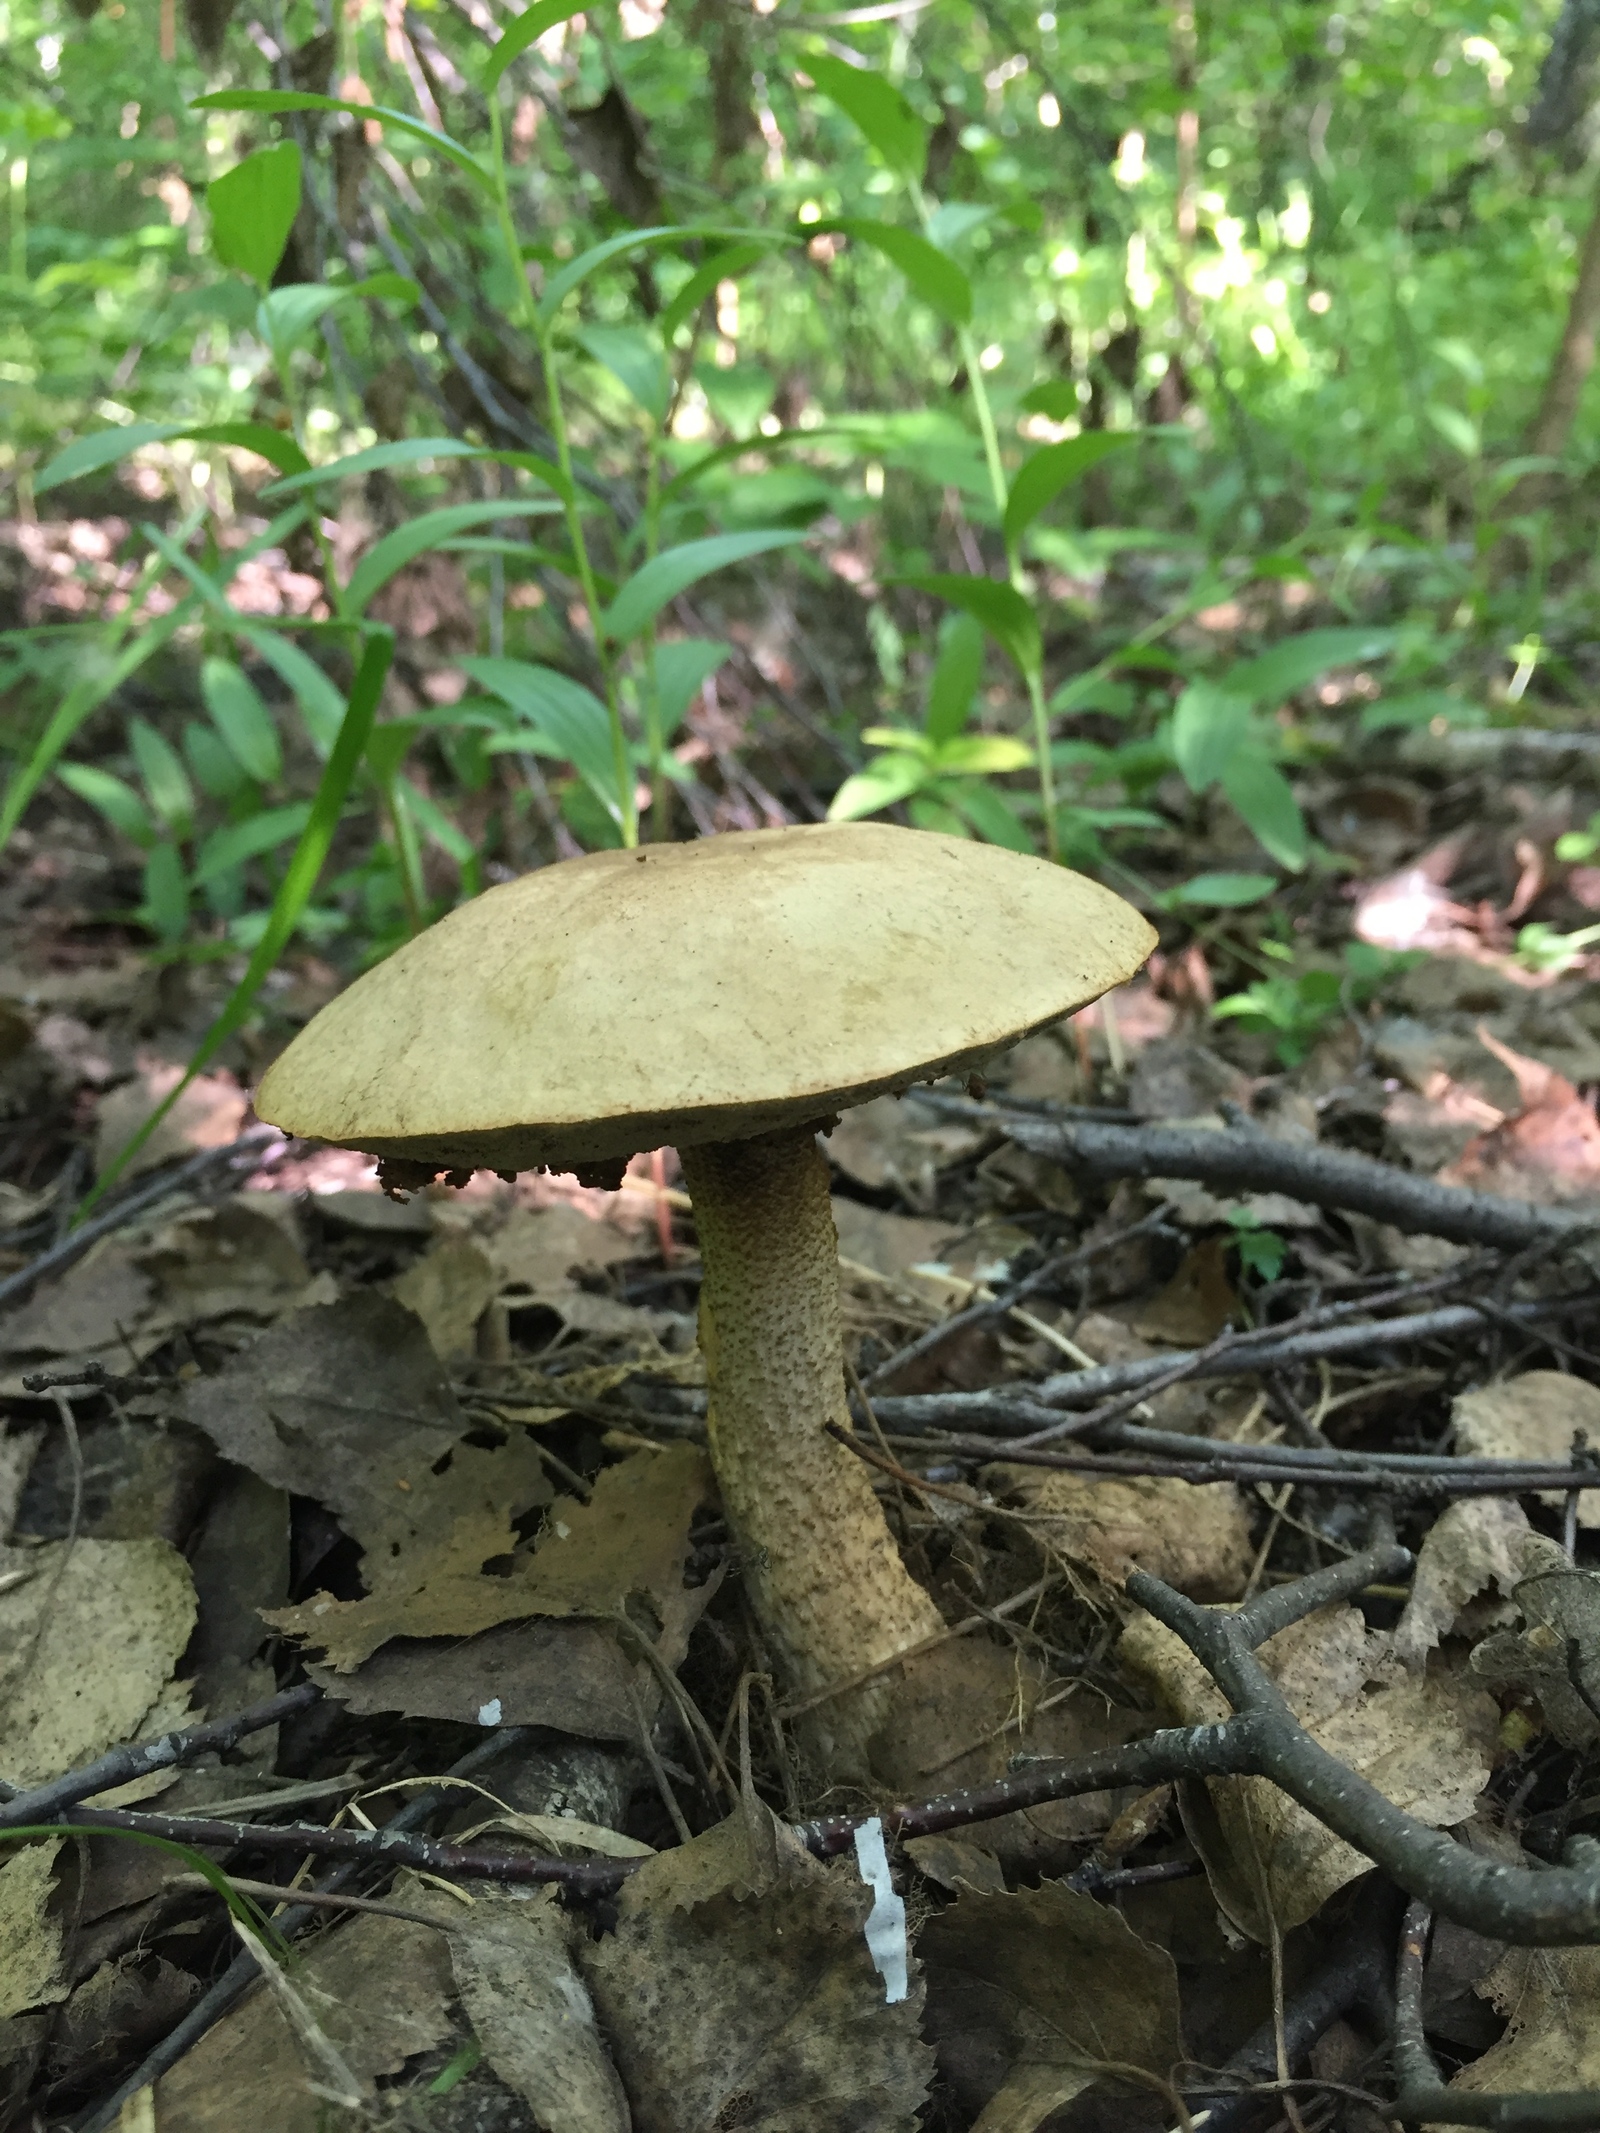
[831,1197,957,1283]
[1439,1943,1600,2130]
[307,1615,650,1737]
[1452,1372,1600,1525]
[184,1292,465,1545]
[490,1203,640,1291]
[153,1910,455,2131]
[1468,1537,1600,1748]
[0,1537,196,1788]
[1123,1237,1239,1346]
[269,1444,709,1673]
[1444,1029,1600,1204]
[93,1061,247,1179]
[0,1198,327,1384]
[919,1879,1184,2133]
[824,1093,984,1203]
[986,1465,1254,1600]
[904,1835,1007,1894]
[1394,1497,1532,1669]
[579,1803,934,2132]
[447,1888,630,2133]
[390,1230,499,1360]
[1120,1603,1497,1937]
[0,1841,67,2021]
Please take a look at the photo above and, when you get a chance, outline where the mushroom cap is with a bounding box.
[255,822,1156,1172]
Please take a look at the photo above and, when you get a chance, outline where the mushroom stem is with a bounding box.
[679,1126,944,1771]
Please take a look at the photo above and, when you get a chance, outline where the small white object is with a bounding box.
[477,1699,503,1727]
[852,1817,908,2005]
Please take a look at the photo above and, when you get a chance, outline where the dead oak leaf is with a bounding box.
[1121,1603,1496,1938]
[1394,1496,1532,1669]
[153,1910,455,2131]
[0,1537,196,1788]
[1452,1372,1600,1526]
[1440,1943,1600,2131]
[1468,1536,1600,1748]
[445,1888,629,2133]
[268,1444,710,1673]
[986,1465,1254,1601]
[919,1879,1183,2133]
[579,1804,933,2133]
[184,1292,464,1545]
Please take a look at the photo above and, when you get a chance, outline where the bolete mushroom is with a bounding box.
[255,822,1154,1769]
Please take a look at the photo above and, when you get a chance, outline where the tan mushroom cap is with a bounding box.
[255,821,1156,1172]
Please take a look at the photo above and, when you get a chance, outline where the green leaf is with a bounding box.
[1221,754,1308,871]
[826,752,930,821]
[931,733,1033,775]
[818,220,971,326]
[140,841,190,944]
[57,762,154,845]
[37,421,313,494]
[263,437,490,495]
[1172,680,1250,791]
[577,325,669,425]
[1359,688,1471,734]
[342,500,563,619]
[537,225,769,328]
[1020,381,1080,423]
[192,90,493,193]
[202,657,281,783]
[925,611,985,744]
[604,530,805,644]
[1168,871,1277,908]
[184,720,249,802]
[801,50,927,180]
[1224,627,1396,706]
[925,201,996,252]
[660,243,767,343]
[1426,403,1479,457]
[945,778,1034,851]
[90,633,395,1207]
[194,802,313,886]
[1003,433,1136,547]
[36,422,180,493]
[235,625,347,756]
[890,574,1041,680]
[464,657,624,826]
[256,278,417,373]
[652,638,733,738]
[207,140,302,289]
[129,716,195,837]
[484,0,585,89]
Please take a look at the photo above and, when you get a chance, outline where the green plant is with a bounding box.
[826,613,1033,846]
[1171,628,1396,872]
[1213,941,1419,1066]
[1514,920,1600,976]
[1228,1208,1287,1283]
[1556,815,1600,866]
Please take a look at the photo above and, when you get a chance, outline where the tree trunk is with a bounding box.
[1522,165,1600,463]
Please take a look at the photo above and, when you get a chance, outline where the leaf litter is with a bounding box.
[9,899,1600,2124]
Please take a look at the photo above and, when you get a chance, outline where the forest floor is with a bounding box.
[5,524,1600,2132]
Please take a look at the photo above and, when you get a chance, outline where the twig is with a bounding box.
[1001,1114,1596,1252]
[1389,1899,1600,2126]
[0,1126,284,1315]
[867,1291,1594,1434]
[162,1872,454,1932]
[0,1683,320,1823]
[73,1725,535,2133]
[861,1204,1179,1391]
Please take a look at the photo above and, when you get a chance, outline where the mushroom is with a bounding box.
[255,822,1154,1770]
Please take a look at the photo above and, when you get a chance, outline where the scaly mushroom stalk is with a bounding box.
[680,1128,942,1767]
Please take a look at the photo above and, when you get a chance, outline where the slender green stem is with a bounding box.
[488,96,636,846]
